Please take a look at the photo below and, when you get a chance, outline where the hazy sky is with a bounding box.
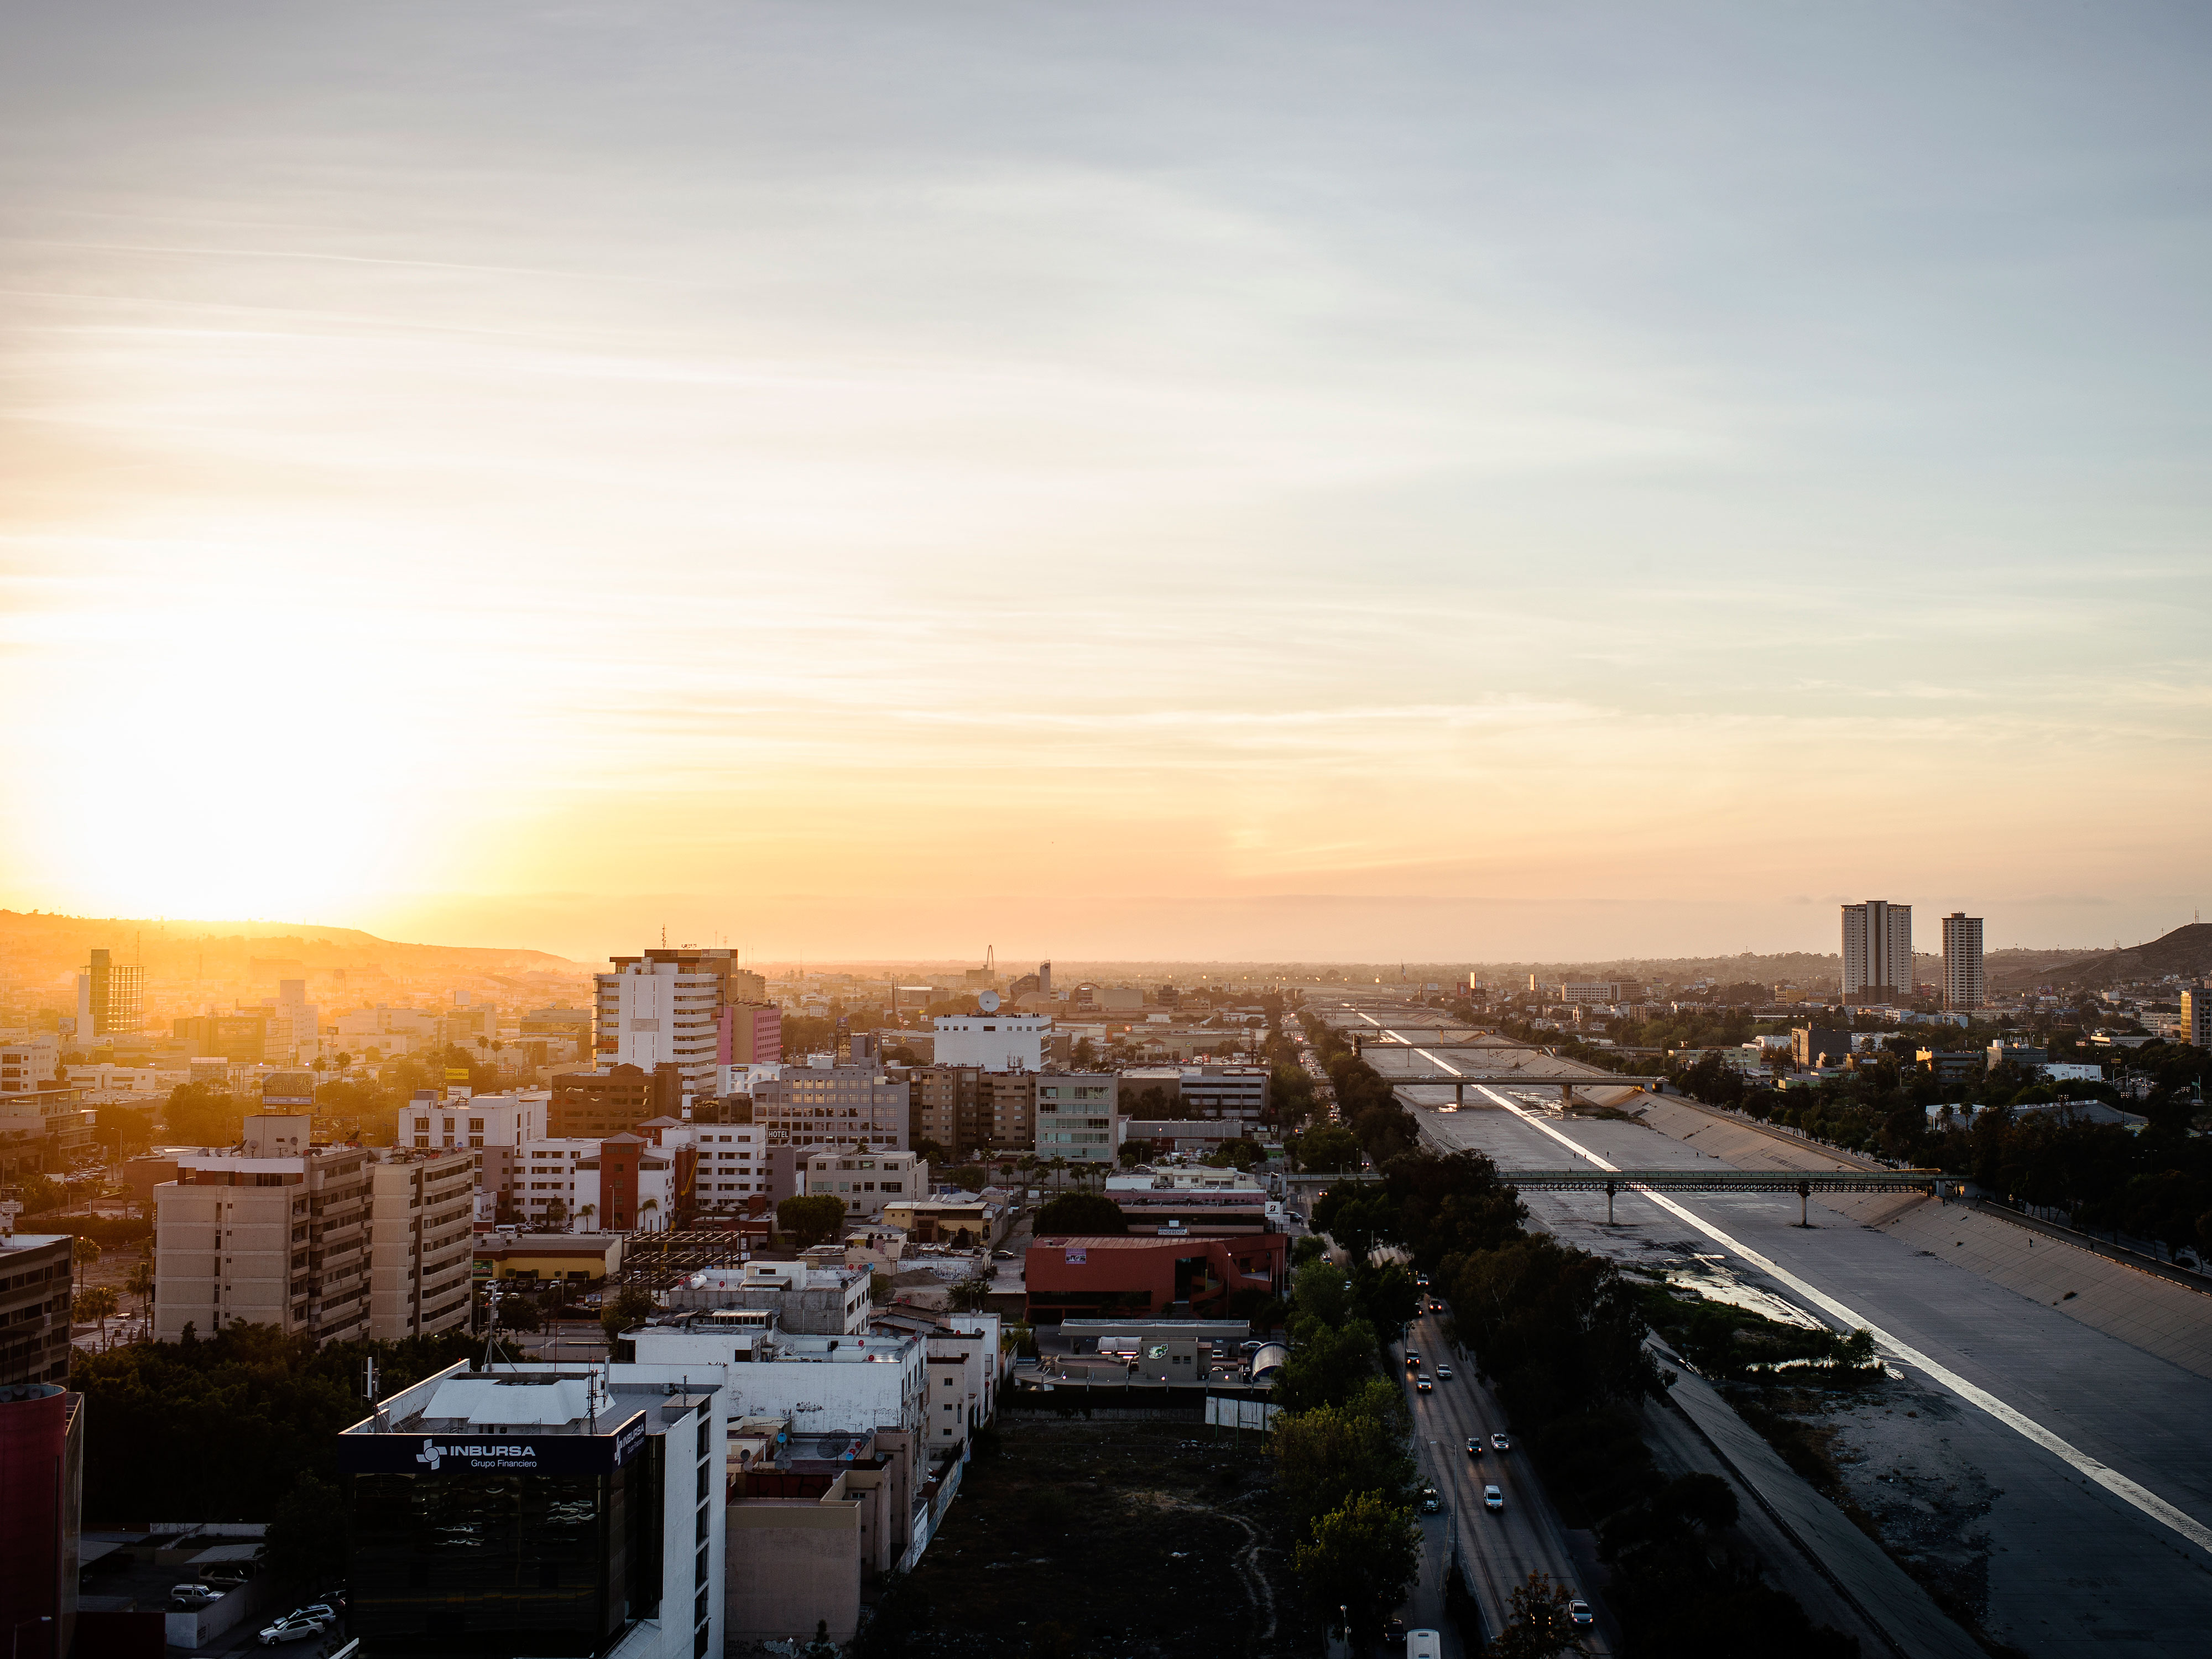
[2,2,2208,962]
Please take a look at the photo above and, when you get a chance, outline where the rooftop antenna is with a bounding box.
[364,1354,383,1431]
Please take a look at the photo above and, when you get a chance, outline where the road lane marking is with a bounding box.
[1368,1028,2212,1559]
[1455,1077,2212,1557]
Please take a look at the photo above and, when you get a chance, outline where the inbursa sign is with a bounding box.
[337,1410,648,1475]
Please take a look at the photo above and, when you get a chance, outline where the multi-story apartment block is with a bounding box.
[154,1114,371,1343]
[0,1035,60,1094]
[1842,900,1913,1005]
[907,1065,978,1158]
[1174,1065,1268,1124]
[801,1149,928,1222]
[366,1148,476,1339]
[1034,1074,1119,1164]
[513,1130,697,1233]
[0,1084,90,1182]
[754,1066,909,1161]
[2182,987,2212,1050]
[0,1230,74,1385]
[690,1100,775,1210]
[1942,912,1985,1011]
[399,1088,545,1223]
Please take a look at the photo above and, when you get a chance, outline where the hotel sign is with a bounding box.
[338,1411,647,1476]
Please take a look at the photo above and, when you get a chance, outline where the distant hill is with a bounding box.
[1989,923,2212,992]
[0,910,593,1003]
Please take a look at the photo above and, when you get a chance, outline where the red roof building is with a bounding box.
[1022,1232,1287,1324]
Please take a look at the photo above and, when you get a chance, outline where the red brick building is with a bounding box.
[1023,1232,1287,1324]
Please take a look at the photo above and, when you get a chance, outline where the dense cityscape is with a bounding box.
[6,3,2211,1657]
[3,905,2210,1657]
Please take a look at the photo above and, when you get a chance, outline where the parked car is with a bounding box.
[1484,1485,1505,1512]
[170,1584,221,1609]
[992,1250,1014,1260]
[1491,1432,1512,1452]
[1568,1599,1594,1626]
[257,1614,325,1646]
[296,1603,341,1626]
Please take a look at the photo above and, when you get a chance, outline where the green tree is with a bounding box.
[164,1082,242,1146]
[776,1193,848,1248]
[1490,1571,1591,1659]
[1272,1403,1417,1531]
[599,1286,658,1346]
[1292,1491,1421,1645]
[1032,1192,1126,1234]
[1272,1318,1380,1413]
[1117,1138,1156,1167]
[1293,1124,1361,1172]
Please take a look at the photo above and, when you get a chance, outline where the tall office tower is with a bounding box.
[75,948,145,1041]
[595,947,775,1084]
[1941,912,1985,1010]
[1840,901,1913,1004]
[1038,961,1052,996]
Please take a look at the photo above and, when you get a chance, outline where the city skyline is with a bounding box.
[3,3,2208,961]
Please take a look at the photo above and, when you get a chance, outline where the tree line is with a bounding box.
[1291,1146,1861,1656]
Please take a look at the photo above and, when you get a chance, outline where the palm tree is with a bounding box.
[544,1196,568,1232]
[577,1203,596,1233]
[126,1260,154,1334]
[639,1198,660,1233]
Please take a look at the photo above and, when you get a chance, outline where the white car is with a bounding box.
[1568,1599,1594,1626]
[170,1584,222,1609]
[1484,1484,1504,1512]
[257,1614,325,1646]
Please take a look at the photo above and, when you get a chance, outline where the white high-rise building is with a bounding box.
[1942,912,1985,1011]
[595,957,722,1092]
[1841,900,1913,1004]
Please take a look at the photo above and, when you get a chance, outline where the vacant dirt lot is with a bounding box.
[879,1416,1312,1658]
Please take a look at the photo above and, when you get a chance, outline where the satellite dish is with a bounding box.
[978,990,1002,1014]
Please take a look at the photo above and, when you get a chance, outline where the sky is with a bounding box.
[1,2,2208,964]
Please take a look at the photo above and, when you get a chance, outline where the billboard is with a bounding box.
[337,1411,647,1477]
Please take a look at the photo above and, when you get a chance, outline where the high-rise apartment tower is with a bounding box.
[1941,912,1984,1011]
[1841,901,1913,1005]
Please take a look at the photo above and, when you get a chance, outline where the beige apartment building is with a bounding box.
[800,1149,928,1222]
[154,1114,371,1343]
[366,1147,476,1339]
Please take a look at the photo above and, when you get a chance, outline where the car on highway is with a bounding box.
[257,1613,326,1646]
[1383,1616,1406,1644]
[1483,1484,1504,1512]
[1436,1364,1453,1380]
[1405,1349,1420,1368]
[1415,1377,1433,1394]
[1490,1432,1512,1452]
[1421,1492,1442,1514]
[1568,1599,1594,1627]
[1465,1437,1483,1458]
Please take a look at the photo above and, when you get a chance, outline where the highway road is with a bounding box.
[1398,1305,1615,1655]
[1326,1000,2212,1658]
